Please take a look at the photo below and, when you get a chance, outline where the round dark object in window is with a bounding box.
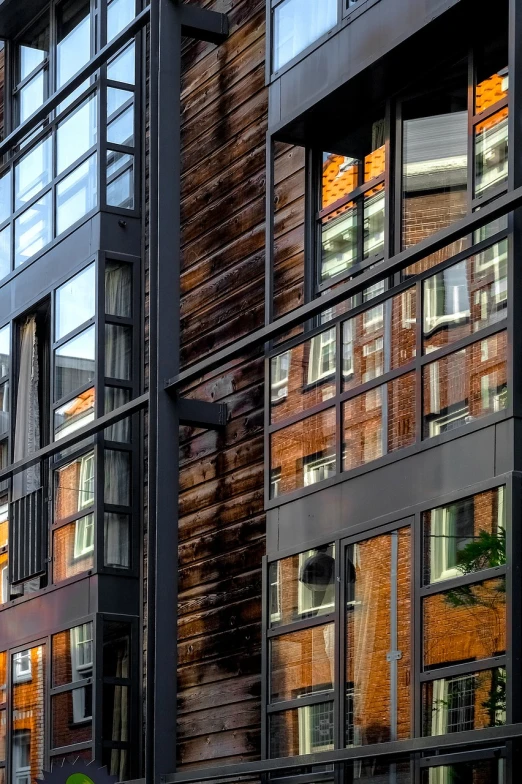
[299,552,334,587]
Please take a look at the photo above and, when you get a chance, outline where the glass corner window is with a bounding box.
[272,0,338,72]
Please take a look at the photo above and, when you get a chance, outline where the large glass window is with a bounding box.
[11,646,45,784]
[272,0,338,72]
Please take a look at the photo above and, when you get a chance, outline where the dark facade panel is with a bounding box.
[269,424,502,553]
[0,0,48,38]
[269,0,463,134]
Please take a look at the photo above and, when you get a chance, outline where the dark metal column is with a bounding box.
[147,0,181,780]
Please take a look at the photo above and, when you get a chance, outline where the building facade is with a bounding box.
[0,1,520,784]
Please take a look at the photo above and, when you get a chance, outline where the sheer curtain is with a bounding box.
[105,513,130,568]
[110,638,129,779]
[13,317,40,500]
[105,262,131,317]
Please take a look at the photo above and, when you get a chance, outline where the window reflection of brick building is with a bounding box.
[12,646,45,784]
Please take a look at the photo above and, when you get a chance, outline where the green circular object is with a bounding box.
[66,774,96,784]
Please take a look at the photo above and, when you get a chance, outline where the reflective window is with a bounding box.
[54,451,95,522]
[0,172,11,225]
[56,153,97,235]
[107,105,134,147]
[14,136,51,209]
[423,240,507,354]
[53,516,94,581]
[105,325,131,380]
[423,487,506,585]
[270,330,336,423]
[107,0,135,41]
[52,689,92,747]
[270,623,334,703]
[52,622,94,687]
[14,192,52,267]
[104,513,130,568]
[57,0,91,90]
[269,544,335,628]
[423,332,508,438]
[56,95,97,175]
[0,226,9,280]
[55,264,96,341]
[104,450,130,506]
[475,109,508,198]
[269,701,334,757]
[270,408,336,497]
[107,152,134,209]
[423,578,506,669]
[346,529,411,746]
[104,390,131,442]
[422,669,506,736]
[54,388,95,440]
[107,43,135,85]
[273,0,338,72]
[105,262,132,317]
[19,72,45,124]
[422,757,505,783]
[11,646,45,784]
[343,373,416,471]
[55,326,96,402]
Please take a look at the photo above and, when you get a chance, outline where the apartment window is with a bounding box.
[107,0,136,42]
[307,329,336,383]
[423,486,506,585]
[12,652,31,684]
[14,16,49,126]
[11,731,30,784]
[319,118,386,285]
[56,0,92,93]
[272,0,338,72]
[51,623,93,749]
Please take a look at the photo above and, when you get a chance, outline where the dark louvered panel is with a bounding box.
[9,488,46,585]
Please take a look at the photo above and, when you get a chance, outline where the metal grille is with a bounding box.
[446,675,475,733]
[9,488,46,585]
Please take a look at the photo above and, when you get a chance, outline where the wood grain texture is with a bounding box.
[177,0,267,767]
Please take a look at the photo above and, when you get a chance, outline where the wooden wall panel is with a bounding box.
[177,0,267,768]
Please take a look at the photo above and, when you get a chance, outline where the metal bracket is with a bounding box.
[177,396,228,428]
[178,5,229,45]
[386,650,403,662]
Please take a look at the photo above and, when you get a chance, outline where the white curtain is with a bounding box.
[12,317,40,500]
[105,513,130,568]
[105,262,131,317]
[110,638,129,779]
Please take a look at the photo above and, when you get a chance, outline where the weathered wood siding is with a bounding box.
[177,0,267,768]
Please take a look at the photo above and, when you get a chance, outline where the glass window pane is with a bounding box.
[56,95,97,175]
[270,329,336,424]
[0,325,9,379]
[56,153,97,235]
[105,449,130,506]
[270,408,336,498]
[0,170,11,225]
[19,71,45,124]
[423,331,508,438]
[269,701,334,757]
[107,43,135,85]
[423,241,508,354]
[107,87,132,116]
[20,47,46,82]
[18,19,49,81]
[102,684,129,747]
[57,1,91,89]
[54,388,95,440]
[343,288,416,391]
[270,623,334,703]
[52,688,92,747]
[105,261,132,317]
[273,0,338,72]
[0,501,7,548]
[53,515,94,581]
[269,544,335,628]
[364,144,386,182]
[343,373,416,471]
[0,710,4,762]
[422,669,506,737]
[423,578,506,669]
[0,225,11,280]
[105,324,131,380]
[402,72,467,251]
[322,153,359,208]
[104,390,131,442]
[363,184,385,258]
[346,529,411,747]
[104,512,130,568]
[476,65,508,115]
[56,263,95,341]
[0,551,7,604]
[55,326,96,401]
[107,104,134,147]
[103,621,130,678]
[321,201,357,282]
[14,192,52,267]
[0,651,5,703]
[0,382,9,438]
[107,0,135,41]
[54,451,95,522]
[423,486,506,585]
[107,154,134,209]
[15,136,51,208]
[52,622,94,687]
[11,646,45,783]
[475,108,509,198]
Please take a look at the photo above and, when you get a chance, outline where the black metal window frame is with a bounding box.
[0,0,142,283]
[265,222,511,508]
[262,474,513,763]
[0,612,139,780]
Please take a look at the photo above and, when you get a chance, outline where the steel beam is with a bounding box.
[177,397,228,428]
[179,4,229,44]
